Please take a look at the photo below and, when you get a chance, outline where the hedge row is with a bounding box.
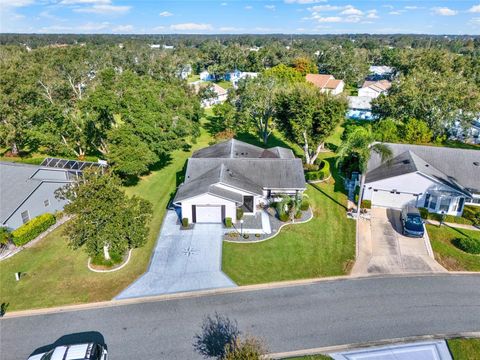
[418,207,476,226]
[454,237,480,254]
[305,160,330,182]
[12,213,56,246]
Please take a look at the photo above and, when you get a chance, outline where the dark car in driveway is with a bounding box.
[401,206,425,237]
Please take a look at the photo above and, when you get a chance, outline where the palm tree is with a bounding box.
[336,126,392,173]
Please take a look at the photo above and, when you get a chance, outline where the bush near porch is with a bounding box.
[419,206,480,226]
[222,153,356,285]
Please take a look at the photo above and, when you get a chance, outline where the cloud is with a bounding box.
[219,26,244,32]
[170,23,213,31]
[389,11,404,15]
[285,0,327,3]
[112,24,133,32]
[159,11,173,17]
[245,5,252,10]
[340,6,363,16]
[73,4,131,14]
[40,21,111,33]
[315,16,343,23]
[404,6,419,10]
[468,5,480,13]
[265,5,275,11]
[469,17,480,26]
[432,7,457,16]
[1,0,34,7]
[309,5,341,12]
[152,25,165,31]
[60,0,110,4]
[221,2,227,5]
[366,10,379,19]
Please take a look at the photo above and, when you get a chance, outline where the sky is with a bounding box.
[1,1,480,35]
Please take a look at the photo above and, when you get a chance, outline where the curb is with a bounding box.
[2,272,479,319]
[267,332,480,359]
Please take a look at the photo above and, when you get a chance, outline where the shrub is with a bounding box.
[224,336,267,360]
[463,205,480,226]
[294,210,302,219]
[303,163,319,171]
[300,199,310,211]
[0,227,12,245]
[182,218,189,228]
[304,160,330,182]
[418,207,429,219]
[236,208,244,221]
[279,213,290,222]
[12,213,56,246]
[360,200,371,209]
[225,217,232,228]
[454,237,480,254]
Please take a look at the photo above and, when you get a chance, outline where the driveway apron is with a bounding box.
[116,211,236,299]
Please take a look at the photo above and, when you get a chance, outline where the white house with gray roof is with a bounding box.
[362,144,480,216]
[173,139,306,224]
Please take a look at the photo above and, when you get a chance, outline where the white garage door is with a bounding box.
[371,190,417,209]
[195,206,222,223]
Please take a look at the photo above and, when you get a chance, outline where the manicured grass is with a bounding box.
[187,74,200,83]
[448,338,480,359]
[0,121,213,311]
[427,225,480,272]
[215,80,233,89]
[222,152,356,285]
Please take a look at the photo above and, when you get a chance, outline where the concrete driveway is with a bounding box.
[352,207,446,275]
[116,211,236,299]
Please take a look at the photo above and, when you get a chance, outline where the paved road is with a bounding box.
[2,275,480,360]
[116,211,235,299]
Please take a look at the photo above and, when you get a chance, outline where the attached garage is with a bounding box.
[193,205,224,223]
[371,189,418,209]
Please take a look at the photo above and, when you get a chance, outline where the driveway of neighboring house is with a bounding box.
[116,211,236,299]
[352,207,446,275]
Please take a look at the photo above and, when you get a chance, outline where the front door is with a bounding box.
[243,196,254,213]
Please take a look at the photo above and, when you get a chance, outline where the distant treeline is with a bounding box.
[1,33,479,51]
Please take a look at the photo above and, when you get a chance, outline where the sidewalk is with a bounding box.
[425,219,480,231]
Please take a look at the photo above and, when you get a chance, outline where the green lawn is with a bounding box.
[215,80,233,90]
[0,120,213,311]
[427,224,480,272]
[284,355,331,360]
[222,152,356,285]
[448,338,480,359]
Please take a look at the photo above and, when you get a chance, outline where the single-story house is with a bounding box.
[173,139,306,224]
[199,70,215,81]
[1,158,106,230]
[347,96,374,121]
[306,74,344,95]
[450,119,480,145]
[225,70,259,87]
[367,65,395,81]
[362,143,480,216]
[191,82,228,108]
[358,80,392,99]
[178,64,192,80]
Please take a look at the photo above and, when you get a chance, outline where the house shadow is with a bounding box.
[29,331,106,357]
[386,208,403,235]
[235,131,300,155]
[203,114,226,136]
[310,182,347,210]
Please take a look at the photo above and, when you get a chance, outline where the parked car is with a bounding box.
[401,206,425,237]
[28,343,107,360]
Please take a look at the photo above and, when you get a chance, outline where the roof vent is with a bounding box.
[425,164,429,167]
[402,160,410,164]
[474,162,479,166]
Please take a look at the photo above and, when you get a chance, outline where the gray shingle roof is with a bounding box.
[192,139,294,159]
[366,144,480,194]
[174,140,306,203]
[0,162,42,224]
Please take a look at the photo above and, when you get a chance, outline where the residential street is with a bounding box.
[2,274,480,360]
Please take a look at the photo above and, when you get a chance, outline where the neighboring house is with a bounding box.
[450,119,480,145]
[368,65,395,81]
[199,70,215,81]
[149,44,161,49]
[191,82,228,108]
[226,70,259,88]
[306,74,345,95]
[162,45,174,50]
[1,158,106,230]
[173,139,306,224]
[178,65,192,80]
[362,144,480,216]
[347,96,374,121]
[358,80,392,99]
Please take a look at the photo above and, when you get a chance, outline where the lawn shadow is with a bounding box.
[235,131,301,155]
[122,154,173,187]
[310,182,347,211]
[29,331,107,357]
[203,114,225,136]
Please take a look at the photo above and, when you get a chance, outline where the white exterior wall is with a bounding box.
[332,81,345,95]
[181,193,236,223]
[214,184,261,214]
[4,181,69,230]
[364,172,465,216]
